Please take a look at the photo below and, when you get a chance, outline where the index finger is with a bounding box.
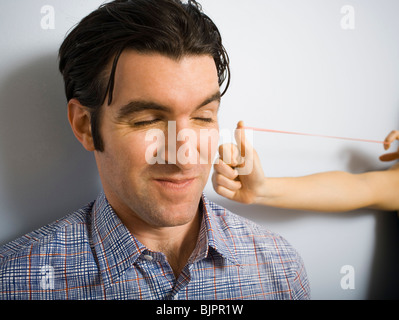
[383,130,399,150]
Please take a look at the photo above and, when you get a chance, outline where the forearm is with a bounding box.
[365,165,399,211]
[254,171,379,212]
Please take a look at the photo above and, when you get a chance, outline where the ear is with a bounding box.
[67,98,96,151]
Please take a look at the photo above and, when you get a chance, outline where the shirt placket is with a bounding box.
[167,263,194,300]
[134,250,179,299]
[136,250,197,300]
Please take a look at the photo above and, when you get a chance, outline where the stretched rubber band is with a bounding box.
[242,126,387,145]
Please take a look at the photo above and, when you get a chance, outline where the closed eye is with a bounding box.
[192,117,214,123]
[132,119,161,127]
[132,118,214,127]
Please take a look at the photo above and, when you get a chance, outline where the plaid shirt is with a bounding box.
[0,192,310,300]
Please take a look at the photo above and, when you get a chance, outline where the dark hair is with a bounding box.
[59,0,230,151]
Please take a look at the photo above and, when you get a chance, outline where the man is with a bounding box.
[0,0,309,300]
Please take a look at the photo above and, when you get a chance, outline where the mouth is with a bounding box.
[153,177,196,191]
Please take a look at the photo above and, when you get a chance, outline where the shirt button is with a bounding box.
[144,254,153,261]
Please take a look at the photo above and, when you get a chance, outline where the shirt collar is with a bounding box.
[91,192,146,288]
[91,192,239,288]
[200,194,240,266]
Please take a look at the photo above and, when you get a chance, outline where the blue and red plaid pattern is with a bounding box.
[0,192,310,300]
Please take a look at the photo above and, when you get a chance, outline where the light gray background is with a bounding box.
[0,0,398,299]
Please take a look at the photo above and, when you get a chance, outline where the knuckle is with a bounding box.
[215,174,225,185]
[214,185,223,195]
[213,162,222,172]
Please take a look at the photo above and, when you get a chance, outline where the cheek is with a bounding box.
[106,132,150,171]
[126,135,152,167]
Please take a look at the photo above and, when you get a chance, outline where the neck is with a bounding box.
[123,209,202,278]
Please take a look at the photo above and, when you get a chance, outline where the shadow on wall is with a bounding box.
[342,140,399,298]
[367,210,399,299]
[0,53,101,246]
[341,146,389,174]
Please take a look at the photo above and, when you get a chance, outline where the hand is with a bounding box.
[379,130,399,162]
[212,121,266,204]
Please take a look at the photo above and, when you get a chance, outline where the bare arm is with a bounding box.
[253,166,399,212]
[212,124,399,212]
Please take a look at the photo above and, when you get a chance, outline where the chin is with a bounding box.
[147,199,201,228]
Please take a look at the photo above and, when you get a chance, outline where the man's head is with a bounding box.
[59,0,230,151]
[59,0,229,229]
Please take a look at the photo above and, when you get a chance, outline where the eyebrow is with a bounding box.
[116,91,221,120]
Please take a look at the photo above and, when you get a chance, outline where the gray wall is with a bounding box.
[0,0,398,299]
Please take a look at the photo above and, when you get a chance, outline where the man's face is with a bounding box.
[94,51,220,229]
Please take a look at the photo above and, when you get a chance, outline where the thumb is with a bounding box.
[234,121,255,175]
[234,121,254,159]
[379,150,399,162]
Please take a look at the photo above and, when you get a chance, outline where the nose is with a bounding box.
[163,121,199,169]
